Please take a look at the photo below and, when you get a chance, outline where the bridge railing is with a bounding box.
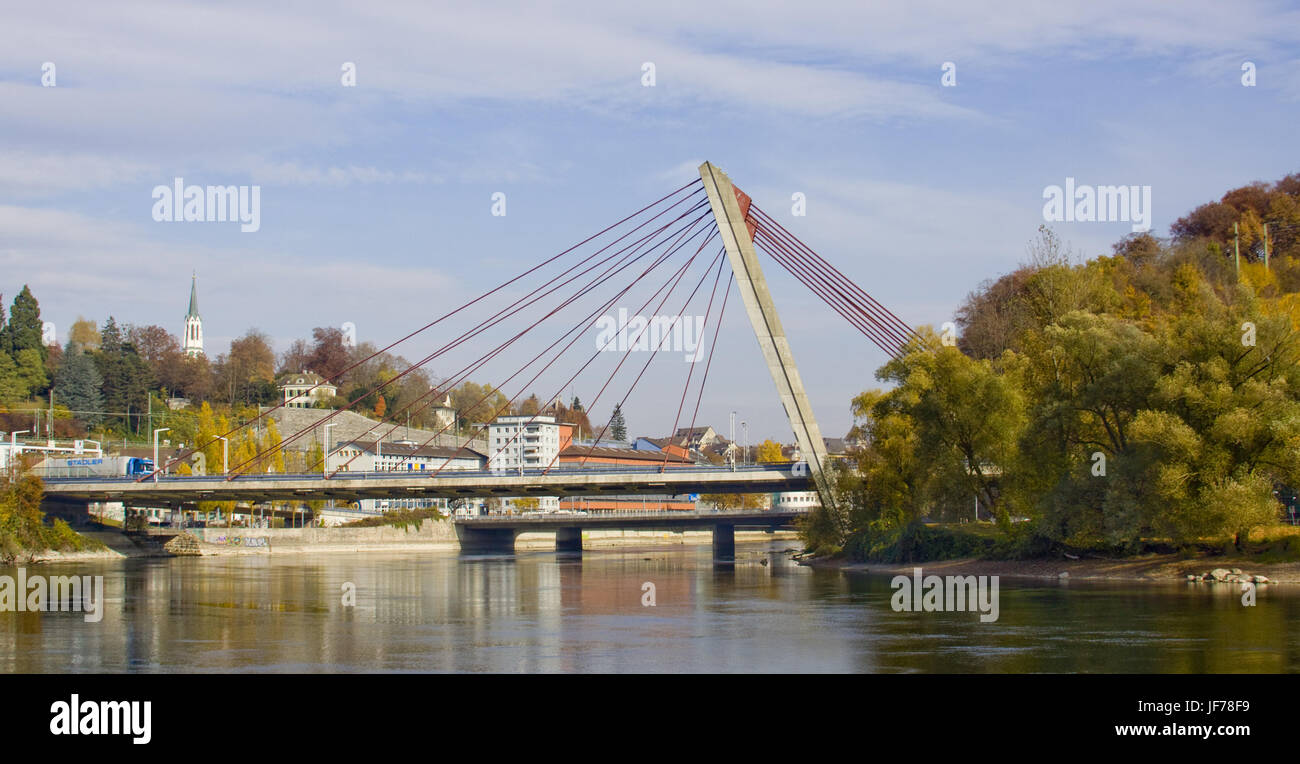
[40,462,808,484]
[462,507,810,521]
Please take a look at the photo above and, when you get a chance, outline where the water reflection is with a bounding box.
[2,544,1297,673]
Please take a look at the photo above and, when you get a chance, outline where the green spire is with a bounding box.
[186,272,200,318]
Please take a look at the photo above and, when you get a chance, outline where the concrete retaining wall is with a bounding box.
[196,520,457,552]
[193,522,794,554]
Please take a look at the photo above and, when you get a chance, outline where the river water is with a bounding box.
[3,540,1298,673]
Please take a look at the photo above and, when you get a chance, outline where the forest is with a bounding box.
[803,173,1300,560]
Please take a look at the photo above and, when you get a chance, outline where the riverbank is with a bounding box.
[19,523,799,560]
[800,553,1300,584]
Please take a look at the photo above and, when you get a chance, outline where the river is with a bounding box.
[3,540,1298,672]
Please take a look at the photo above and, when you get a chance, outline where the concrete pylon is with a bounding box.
[698,162,835,505]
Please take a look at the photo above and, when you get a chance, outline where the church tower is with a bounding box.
[183,273,204,357]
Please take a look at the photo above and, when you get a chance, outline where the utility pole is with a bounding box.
[48,389,54,446]
[1234,221,1241,277]
[1264,223,1270,270]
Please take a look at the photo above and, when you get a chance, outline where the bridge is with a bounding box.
[30,162,914,558]
[455,507,805,555]
[40,463,811,506]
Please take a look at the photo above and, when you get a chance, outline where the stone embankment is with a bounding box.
[1187,567,1270,584]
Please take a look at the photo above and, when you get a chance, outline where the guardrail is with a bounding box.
[40,462,804,484]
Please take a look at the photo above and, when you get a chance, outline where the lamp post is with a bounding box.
[152,428,170,484]
[729,411,737,471]
[9,430,29,477]
[322,423,336,479]
[741,421,748,466]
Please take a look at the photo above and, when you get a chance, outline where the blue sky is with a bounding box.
[2,1,1299,442]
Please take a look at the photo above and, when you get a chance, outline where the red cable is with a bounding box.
[148,178,703,481]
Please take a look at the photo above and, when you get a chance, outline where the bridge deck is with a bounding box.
[39,464,813,507]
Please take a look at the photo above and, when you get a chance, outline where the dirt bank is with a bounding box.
[802,554,1300,584]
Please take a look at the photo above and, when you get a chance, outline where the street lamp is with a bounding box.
[729,411,737,471]
[741,421,748,465]
[8,430,29,477]
[322,423,336,479]
[152,428,170,483]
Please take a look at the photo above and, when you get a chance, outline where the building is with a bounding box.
[325,439,484,473]
[430,393,457,431]
[557,436,697,512]
[772,491,820,511]
[487,415,562,511]
[324,438,486,515]
[487,415,561,472]
[182,273,204,357]
[275,371,339,408]
[673,425,717,449]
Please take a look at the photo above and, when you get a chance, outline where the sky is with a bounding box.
[2,1,1299,443]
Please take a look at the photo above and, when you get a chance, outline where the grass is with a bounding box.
[343,508,447,531]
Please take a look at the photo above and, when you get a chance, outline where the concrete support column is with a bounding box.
[713,523,735,559]
[698,161,835,513]
[455,526,518,554]
[555,527,583,553]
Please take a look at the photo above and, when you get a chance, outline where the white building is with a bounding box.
[324,439,485,514]
[773,491,820,511]
[325,439,484,473]
[487,415,560,472]
[487,415,561,511]
[183,273,204,357]
[276,371,339,408]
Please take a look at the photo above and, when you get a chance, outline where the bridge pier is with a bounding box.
[455,525,518,554]
[713,524,735,560]
[555,527,583,553]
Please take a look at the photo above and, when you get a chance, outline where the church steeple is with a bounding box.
[187,273,200,319]
[183,272,204,357]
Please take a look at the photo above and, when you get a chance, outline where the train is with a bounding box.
[34,455,156,479]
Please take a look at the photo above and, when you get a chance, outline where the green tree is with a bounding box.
[609,403,627,441]
[94,317,154,434]
[2,286,46,362]
[54,347,105,426]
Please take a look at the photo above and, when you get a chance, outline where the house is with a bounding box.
[556,437,696,512]
[430,393,457,431]
[673,425,717,449]
[275,370,339,408]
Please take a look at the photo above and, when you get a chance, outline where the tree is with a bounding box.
[876,329,1026,524]
[214,329,276,406]
[450,381,511,427]
[0,352,26,403]
[67,317,101,352]
[307,327,351,382]
[10,348,47,398]
[609,403,627,441]
[127,324,186,394]
[553,397,594,438]
[755,439,784,463]
[2,286,46,362]
[55,347,105,426]
[277,338,312,376]
[94,317,154,432]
